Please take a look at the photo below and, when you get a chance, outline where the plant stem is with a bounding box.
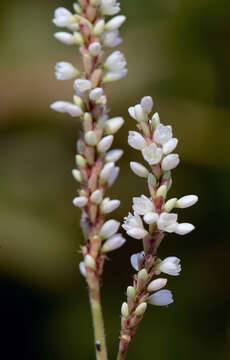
[87,271,108,360]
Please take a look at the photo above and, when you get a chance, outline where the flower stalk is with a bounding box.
[51,2,127,359]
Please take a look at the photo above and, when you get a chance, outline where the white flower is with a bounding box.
[100,199,120,214]
[97,135,114,153]
[105,51,126,71]
[88,42,102,56]
[130,162,149,178]
[128,131,146,150]
[100,219,120,239]
[53,7,74,27]
[140,96,154,113]
[103,69,127,82]
[148,290,174,306]
[108,166,120,187]
[154,124,172,145]
[105,149,123,162]
[105,117,124,134]
[101,30,122,47]
[175,195,198,209]
[174,223,195,235]
[102,233,126,253]
[132,195,154,215]
[74,79,91,93]
[105,15,126,31]
[89,87,103,101]
[101,0,120,15]
[79,261,86,277]
[141,143,162,165]
[55,62,78,80]
[147,278,167,292]
[162,154,180,171]
[54,32,75,45]
[90,190,103,204]
[73,196,88,208]
[128,106,136,120]
[157,257,181,276]
[130,251,145,271]
[122,213,148,239]
[100,162,115,181]
[163,138,178,155]
[143,212,159,225]
[157,212,178,233]
[50,101,83,117]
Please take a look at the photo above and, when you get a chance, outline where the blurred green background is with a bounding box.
[0,0,230,359]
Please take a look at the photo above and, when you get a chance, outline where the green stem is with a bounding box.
[87,273,108,360]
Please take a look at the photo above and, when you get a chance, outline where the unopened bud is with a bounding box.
[121,302,129,318]
[134,302,147,316]
[127,286,136,300]
[84,254,96,270]
[156,185,167,198]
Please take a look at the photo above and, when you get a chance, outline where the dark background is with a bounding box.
[0,0,230,359]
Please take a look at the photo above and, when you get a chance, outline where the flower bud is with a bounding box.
[105,149,123,162]
[108,166,120,187]
[175,195,198,209]
[73,196,88,208]
[93,19,105,36]
[162,154,180,171]
[121,302,129,318]
[174,223,195,235]
[156,184,167,198]
[97,135,114,153]
[148,290,173,306]
[85,131,99,146]
[140,96,154,113]
[99,219,120,239]
[88,42,102,56]
[164,198,177,212]
[54,32,75,45]
[151,112,160,129]
[105,15,126,31]
[79,261,86,277]
[104,117,124,134]
[157,257,181,276]
[127,286,136,300]
[134,302,147,316]
[138,269,148,281]
[100,199,120,214]
[128,131,146,150]
[130,162,149,178]
[134,104,148,122]
[102,234,126,253]
[100,162,115,181]
[76,154,86,168]
[89,87,103,101]
[55,62,79,80]
[84,254,96,270]
[74,79,91,92]
[72,169,83,183]
[163,138,178,155]
[147,278,167,292]
[90,190,103,204]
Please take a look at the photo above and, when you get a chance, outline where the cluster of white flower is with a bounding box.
[50,1,127,278]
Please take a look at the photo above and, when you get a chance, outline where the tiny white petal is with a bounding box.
[157,257,181,276]
[79,261,86,277]
[105,149,123,162]
[100,219,120,239]
[148,290,174,306]
[147,278,167,292]
[174,223,195,235]
[163,138,178,155]
[142,143,162,165]
[74,79,92,93]
[128,131,146,150]
[130,162,149,178]
[130,251,145,271]
[140,96,154,113]
[175,195,198,209]
[73,196,88,208]
[105,51,126,71]
[97,135,114,153]
[128,106,137,120]
[50,101,83,117]
[122,213,144,232]
[103,69,127,82]
[53,7,74,27]
[88,42,102,56]
[102,233,126,252]
[105,15,126,31]
[143,212,159,225]
[134,104,147,122]
[154,124,172,145]
[162,154,180,171]
[101,30,122,47]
